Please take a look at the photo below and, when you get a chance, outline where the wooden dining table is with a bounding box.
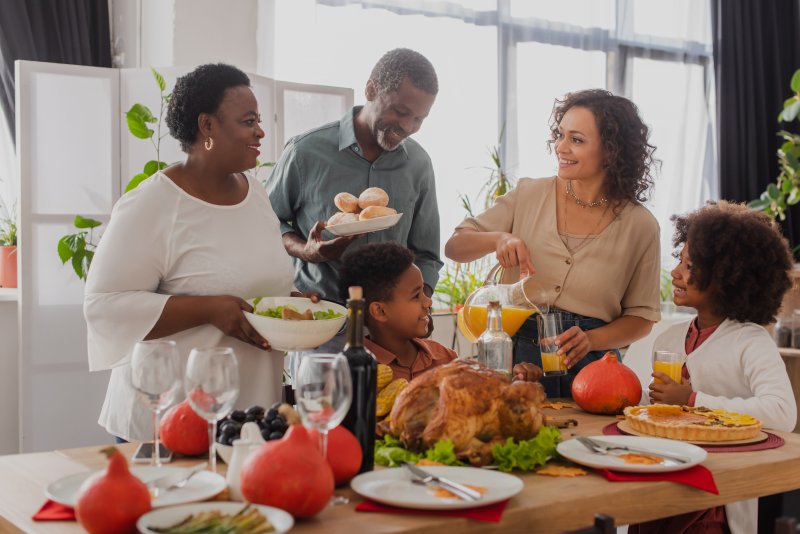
[1,406,799,533]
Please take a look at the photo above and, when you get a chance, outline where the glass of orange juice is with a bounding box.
[652,350,682,384]
[537,313,566,376]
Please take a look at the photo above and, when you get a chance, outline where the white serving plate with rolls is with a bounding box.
[326,212,403,236]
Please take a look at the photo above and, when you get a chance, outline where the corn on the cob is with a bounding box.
[376,378,408,417]
[377,364,394,391]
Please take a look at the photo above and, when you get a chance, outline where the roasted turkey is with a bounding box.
[388,360,546,466]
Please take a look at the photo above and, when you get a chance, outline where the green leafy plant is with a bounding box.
[434,137,515,312]
[0,202,16,246]
[748,68,800,222]
[56,216,101,281]
[659,267,673,303]
[58,68,170,281]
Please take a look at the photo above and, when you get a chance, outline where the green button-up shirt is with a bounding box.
[266,106,442,303]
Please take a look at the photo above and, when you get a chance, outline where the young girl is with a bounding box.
[634,201,797,534]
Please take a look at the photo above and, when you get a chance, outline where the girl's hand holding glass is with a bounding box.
[185,347,240,473]
[131,340,181,468]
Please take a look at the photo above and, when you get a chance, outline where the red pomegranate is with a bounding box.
[308,424,363,486]
[572,351,643,415]
[75,447,151,534]
[240,424,334,518]
[159,400,209,456]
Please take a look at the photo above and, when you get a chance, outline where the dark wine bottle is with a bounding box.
[340,286,377,474]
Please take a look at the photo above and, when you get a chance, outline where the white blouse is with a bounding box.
[85,172,295,441]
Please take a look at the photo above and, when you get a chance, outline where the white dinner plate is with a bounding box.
[326,213,403,236]
[350,465,523,510]
[557,435,708,473]
[46,466,226,508]
[137,502,294,533]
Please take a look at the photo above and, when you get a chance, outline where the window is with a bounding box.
[272,0,716,274]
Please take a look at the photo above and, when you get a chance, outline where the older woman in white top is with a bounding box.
[85,64,306,441]
[446,89,661,398]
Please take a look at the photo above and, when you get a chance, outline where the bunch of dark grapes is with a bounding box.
[216,403,288,445]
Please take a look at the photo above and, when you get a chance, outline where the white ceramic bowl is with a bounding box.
[244,296,347,351]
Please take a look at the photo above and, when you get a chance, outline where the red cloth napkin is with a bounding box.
[595,465,719,494]
[32,500,76,521]
[355,498,509,522]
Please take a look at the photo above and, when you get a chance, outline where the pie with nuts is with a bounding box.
[623,404,763,442]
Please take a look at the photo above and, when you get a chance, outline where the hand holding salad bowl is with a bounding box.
[243,296,346,351]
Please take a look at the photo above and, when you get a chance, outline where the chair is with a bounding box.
[565,514,616,534]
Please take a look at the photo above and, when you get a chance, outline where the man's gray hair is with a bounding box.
[369,48,438,96]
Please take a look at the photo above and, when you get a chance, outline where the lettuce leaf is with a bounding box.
[374,435,421,467]
[313,309,344,320]
[422,439,465,466]
[490,425,561,473]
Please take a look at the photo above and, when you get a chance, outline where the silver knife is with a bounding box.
[576,436,692,464]
[402,462,483,501]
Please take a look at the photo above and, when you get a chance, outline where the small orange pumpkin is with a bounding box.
[159,400,209,456]
[571,351,643,415]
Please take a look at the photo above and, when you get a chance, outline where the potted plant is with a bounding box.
[748,68,800,227]
[433,139,515,352]
[0,207,17,288]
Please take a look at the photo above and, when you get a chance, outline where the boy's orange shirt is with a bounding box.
[364,337,458,381]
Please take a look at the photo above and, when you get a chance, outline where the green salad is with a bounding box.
[251,299,343,321]
[374,425,561,473]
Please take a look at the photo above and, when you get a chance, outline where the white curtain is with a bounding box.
[279,0,717,273]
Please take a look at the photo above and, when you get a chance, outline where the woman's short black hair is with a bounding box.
[166,63,250,152]
[338,243,415,304]
[548,89,657,206]
[672,201,793,325]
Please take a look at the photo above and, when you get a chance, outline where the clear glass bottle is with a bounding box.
[477,300,513,378]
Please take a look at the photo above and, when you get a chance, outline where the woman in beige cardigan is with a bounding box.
[445,89,661,398]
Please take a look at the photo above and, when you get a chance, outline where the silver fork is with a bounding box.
[146,462,207,493]
[575,436,690,464]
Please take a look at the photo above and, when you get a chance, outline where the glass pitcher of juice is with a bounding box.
[459,263,549,341]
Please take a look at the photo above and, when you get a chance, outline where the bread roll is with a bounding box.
[358,187,389,209]
[359,205,397,220]
[334,192,360,213]
[327,212,359,226]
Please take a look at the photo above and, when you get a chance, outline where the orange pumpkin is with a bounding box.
[240,424,334,518]
[571,351,643,415]
[308,424,363,486]
[159,400,209,456]
[76,447,151,534]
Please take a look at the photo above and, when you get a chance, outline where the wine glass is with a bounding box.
[295,354,352,504]
[295,354,352,456]
[130,340,181,468]
[184,347,240,474]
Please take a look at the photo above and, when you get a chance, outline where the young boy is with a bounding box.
[634,201,797,534]
[338,242,541,382]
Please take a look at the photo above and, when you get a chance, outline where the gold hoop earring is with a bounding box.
[204,137,214,151]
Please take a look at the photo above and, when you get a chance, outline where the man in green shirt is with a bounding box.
[267,48,443,310]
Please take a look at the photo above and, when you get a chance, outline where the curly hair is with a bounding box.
[166,63,251,152]
[547,89,657,205]
[369,48,438,96]
[672,201,793,325]
[338,242,416,304]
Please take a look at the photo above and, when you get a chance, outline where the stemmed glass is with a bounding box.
[184,347,240,474]
[130,340,181,468]
[294,354,352,505]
